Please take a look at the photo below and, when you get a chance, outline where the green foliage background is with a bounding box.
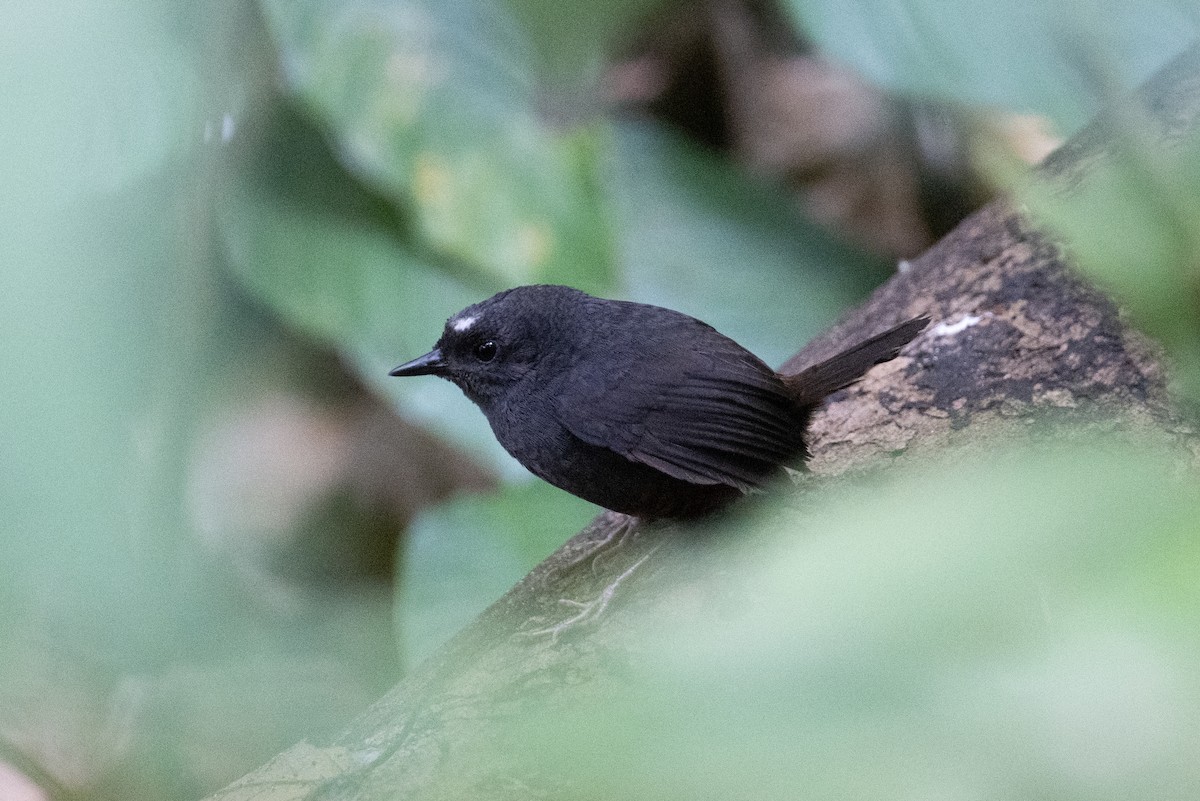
[2,0,1199,798]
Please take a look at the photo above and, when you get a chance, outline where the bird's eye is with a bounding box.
[474,340,498,362]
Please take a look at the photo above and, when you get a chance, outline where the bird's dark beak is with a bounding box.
[389,348,448,377]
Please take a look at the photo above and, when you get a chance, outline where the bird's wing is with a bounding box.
[553,321,805,492]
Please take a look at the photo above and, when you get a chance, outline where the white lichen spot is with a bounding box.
[897,259,912,274]
[452,315,477,332]
[931,313,989,337]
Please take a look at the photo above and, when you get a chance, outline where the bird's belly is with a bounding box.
[488,403,739,519]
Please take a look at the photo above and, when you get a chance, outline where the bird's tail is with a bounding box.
[781,316,929,407]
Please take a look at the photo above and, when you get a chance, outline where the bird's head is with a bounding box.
[389,285,589,407]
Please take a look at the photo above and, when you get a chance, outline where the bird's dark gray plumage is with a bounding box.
[390,285,926,519]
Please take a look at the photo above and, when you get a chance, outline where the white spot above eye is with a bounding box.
[452,315,477,332]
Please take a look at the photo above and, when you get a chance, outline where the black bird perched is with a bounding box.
[391,285,926,519]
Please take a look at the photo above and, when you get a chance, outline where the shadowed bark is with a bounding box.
[206,44,1200,801]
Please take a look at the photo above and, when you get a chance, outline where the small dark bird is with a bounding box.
[391,285,926,519]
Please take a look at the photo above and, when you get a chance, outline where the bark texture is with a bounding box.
[207,44,1200,801]
[793,202,1181,475]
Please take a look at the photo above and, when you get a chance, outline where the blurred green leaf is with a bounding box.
[785,0,1199,131]
[1,2,400,797]
[612,121,878,365]
[516,441,1200,800]
[400,481,597,662]
[503,0,661,84]
[0,0,218,661]
[258,0,618,292]
[220,104,516,469]
[0,1,202,207]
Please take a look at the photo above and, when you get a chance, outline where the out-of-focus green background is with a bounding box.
[3,1,1199,799]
